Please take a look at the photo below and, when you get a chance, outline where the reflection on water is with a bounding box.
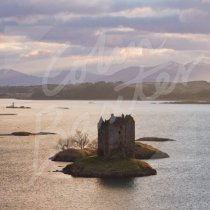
[98,178,135,189]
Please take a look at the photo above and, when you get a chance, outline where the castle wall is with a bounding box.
[125,117,135,157]
[97,114,135,158]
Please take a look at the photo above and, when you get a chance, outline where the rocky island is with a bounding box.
[136,137,175,142]
[6,102,31,109]
[63,156,156,178]
[0,131,56,137]
[62,114,158,178]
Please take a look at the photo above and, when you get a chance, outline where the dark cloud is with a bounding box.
[0,0,107,18]
[0,0,209,37]
[0,0,209,18]
[54,14,210,34]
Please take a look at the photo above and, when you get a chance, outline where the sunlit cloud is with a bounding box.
[109,7,180,18]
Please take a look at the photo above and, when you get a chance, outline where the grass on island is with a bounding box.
[75,156,149,170]
[135,142,169,159]
[63,156,157,178]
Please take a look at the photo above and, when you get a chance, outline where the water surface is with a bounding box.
[0,99,209,210]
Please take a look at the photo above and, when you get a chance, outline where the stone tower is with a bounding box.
[97,114,135,158]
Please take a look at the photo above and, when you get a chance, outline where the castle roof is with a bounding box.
[98,114,134,127]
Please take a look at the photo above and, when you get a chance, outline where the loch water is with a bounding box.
[0,99,209,210]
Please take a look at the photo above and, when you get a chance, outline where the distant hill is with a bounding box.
[0,69,42,86]
[0,62,209,86]
[48,70,105,84]
[104,62,210,83]
[0,81,210,101]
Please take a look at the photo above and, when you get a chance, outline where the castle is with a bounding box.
[97,114,135,158]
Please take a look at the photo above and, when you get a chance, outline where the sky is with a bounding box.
[0,0,210,75]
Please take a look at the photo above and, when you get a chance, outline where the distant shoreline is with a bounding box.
[0,81,209,103]
[162,101,210,104]
[0,98,210,105]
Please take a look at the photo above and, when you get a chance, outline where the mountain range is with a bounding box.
[0,61,210,86]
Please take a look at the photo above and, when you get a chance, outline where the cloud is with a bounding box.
[0,0,207,18]
[0,0,107,18]
[180,8,210,23]
[55,14,210,34]
[1,1,210,37]
[0,0,210,74]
